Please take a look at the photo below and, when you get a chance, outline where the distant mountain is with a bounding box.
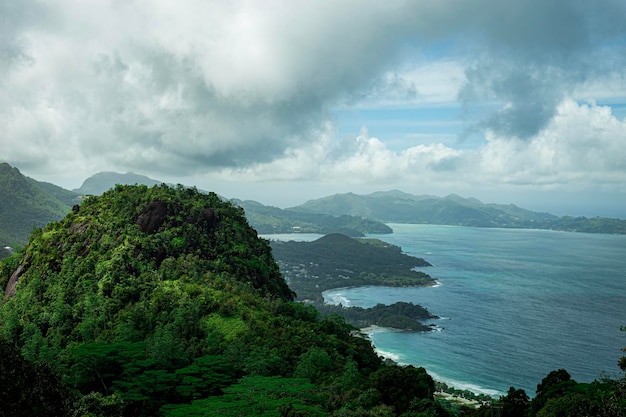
[73,171,164,195]
[233,199,392,237]
[0,162,80,247]
[291,190,626,234]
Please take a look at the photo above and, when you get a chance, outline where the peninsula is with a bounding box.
[269,233,438,331]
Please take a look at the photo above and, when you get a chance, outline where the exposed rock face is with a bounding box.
[196,207,216,228]
[4,264,26,297]
[136,200,168,234]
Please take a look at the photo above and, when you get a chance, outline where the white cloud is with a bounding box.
[223,99,626,197]
[1,0,625,208]
[478,100,626,189]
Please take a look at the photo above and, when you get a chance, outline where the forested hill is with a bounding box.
[270,234,437,331]
[233,199,392,237]
[291,190,626,234]
[72,170,393,237]
[270,233,433,302]
[0,165,390,252]
[0,184,445,416]
[0,162,79,247]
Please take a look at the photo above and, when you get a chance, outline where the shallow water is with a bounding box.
[321,224,626,396]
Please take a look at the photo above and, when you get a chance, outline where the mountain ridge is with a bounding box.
[0,162,80,247]
[2,164,625,243]
[290,190,626,234]
[73,171,164,195]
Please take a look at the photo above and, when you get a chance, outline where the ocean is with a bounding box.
[264,224,626,397]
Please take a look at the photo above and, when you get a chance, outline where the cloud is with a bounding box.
[1,0,625,198]
[455,0,626,139]
[479,100,626,189]
[232,127,465,188]
[233,100,626,197]
[1,0,422,178]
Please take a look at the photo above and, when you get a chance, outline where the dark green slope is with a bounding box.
[0,184,449,417]
[273,233,431,281]
[0,162,79,247]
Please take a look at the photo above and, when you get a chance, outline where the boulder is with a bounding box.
[136,200,168,234]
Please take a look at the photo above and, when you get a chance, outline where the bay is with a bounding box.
[320,224,626,397]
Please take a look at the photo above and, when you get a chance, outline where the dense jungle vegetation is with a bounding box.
[0,184,624,416]
[0,185,443,416]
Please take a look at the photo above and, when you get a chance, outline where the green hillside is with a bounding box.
[0,184,445,417]
[234,199,392,237]
[292,190,626,234]
[0,162,79,248]
[270,234,437,331]
[73,170,393,236]
[271,234,433,302]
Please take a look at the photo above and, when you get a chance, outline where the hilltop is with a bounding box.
[0,184,445,416]
[0,166,390,250]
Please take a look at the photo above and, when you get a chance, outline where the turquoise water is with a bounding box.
[320,224,626,397]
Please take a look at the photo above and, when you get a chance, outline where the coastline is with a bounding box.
[322,280,440,307]
[359,324,499,404]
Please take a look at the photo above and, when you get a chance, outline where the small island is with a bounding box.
[269,233,438,331]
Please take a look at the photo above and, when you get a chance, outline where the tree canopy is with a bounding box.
[0,184,445,416]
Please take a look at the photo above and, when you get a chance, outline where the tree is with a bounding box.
[160,376,326,417]
[0,339,72,417]
[532,369,576,415]
[370,365,435,415]
[500,387,530,417]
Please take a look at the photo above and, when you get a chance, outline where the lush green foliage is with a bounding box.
[0,184,446,416]
[463,366,626,417]
[1,183,623,416]
[0,338,73,417]
[316,302,436,331]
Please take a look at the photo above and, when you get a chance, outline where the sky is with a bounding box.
[2,0,626,217]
